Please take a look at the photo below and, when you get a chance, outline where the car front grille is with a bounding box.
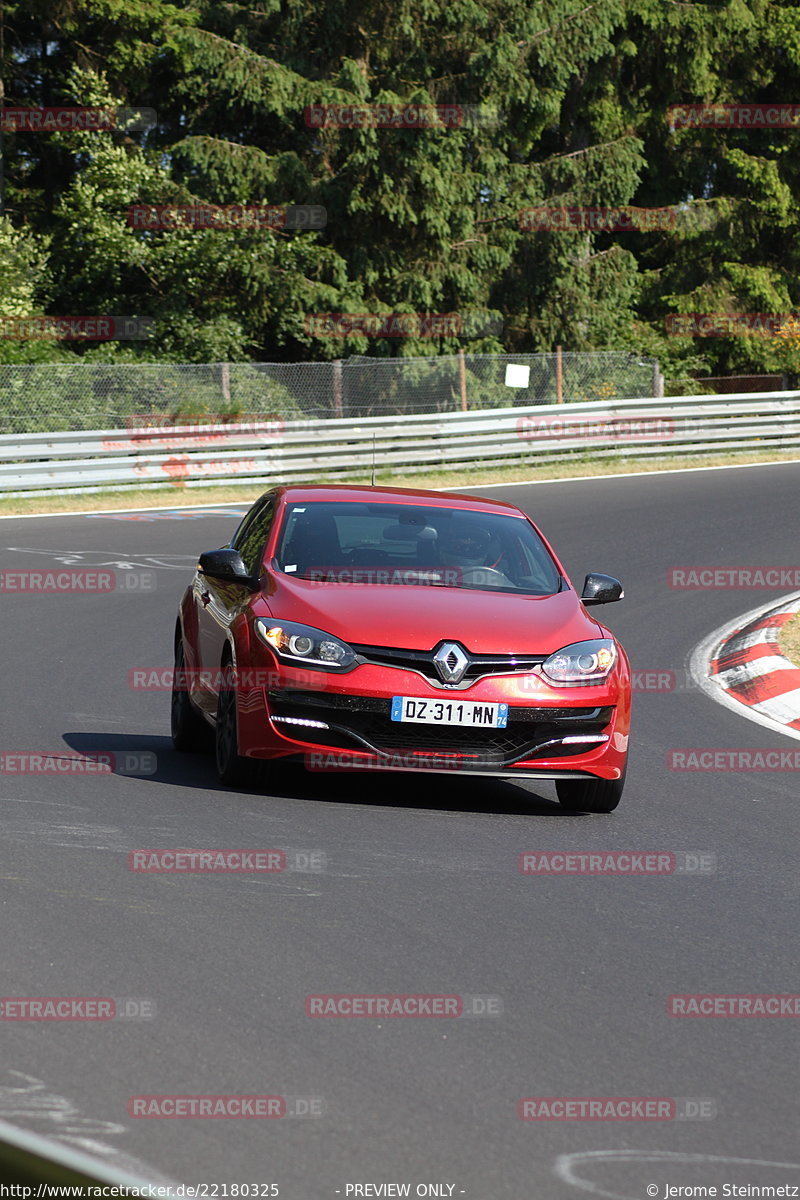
[268,689,612,767]
[351,643,546,688]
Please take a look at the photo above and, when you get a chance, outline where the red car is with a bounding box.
[172,485,630,812]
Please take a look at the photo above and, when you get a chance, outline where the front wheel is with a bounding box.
[171,640,210,752]
[556,767,625,814]
[215,664,257,787]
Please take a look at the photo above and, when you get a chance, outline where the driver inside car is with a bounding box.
[436,525,512,583]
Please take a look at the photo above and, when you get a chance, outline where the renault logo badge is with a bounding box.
[433,642,469,684]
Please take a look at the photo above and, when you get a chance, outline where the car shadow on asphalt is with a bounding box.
[62,731,579,817]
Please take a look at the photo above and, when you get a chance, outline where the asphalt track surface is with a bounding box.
[1,462,799,1198]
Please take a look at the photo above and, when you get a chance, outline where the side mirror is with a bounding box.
[198,548,260,591]
[581,572,624,605]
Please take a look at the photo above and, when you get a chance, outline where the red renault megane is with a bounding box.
[172,485,630,812]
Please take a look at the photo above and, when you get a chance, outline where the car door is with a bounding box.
[193,495,277,712]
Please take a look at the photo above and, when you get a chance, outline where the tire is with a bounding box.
[215,661,257,787]
[556,767,625,814]
[171,639,210,752]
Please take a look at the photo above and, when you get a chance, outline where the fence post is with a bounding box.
[653,362,664,397]
[458,349,467,411]
[556,345,563,403]
[333,359,343,417]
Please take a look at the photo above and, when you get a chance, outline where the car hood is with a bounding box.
[258,576,601,654]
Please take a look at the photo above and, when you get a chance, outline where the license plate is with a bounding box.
[391,697,508,728]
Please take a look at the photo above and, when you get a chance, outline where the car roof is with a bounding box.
[264,483,528,517]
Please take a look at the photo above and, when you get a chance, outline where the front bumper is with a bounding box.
[235,656,630,780]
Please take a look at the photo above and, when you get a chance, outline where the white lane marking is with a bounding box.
[689,590,800,741]
[0,1071,124,1137]
[0,500,253,520]
[555,1149,800,1199]
[3,455,800,519]
[467,457,800,489]
[1,820,128,850]
[5,546,196,569]
[2,797,87,808]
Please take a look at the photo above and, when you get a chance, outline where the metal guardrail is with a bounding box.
[1,390,799,497]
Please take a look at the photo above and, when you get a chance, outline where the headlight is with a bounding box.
[255,619,356,670]
[541,639,617,685]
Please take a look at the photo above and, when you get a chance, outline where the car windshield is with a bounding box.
[274,501,561,595]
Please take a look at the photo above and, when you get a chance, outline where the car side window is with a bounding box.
[232,498,275,576]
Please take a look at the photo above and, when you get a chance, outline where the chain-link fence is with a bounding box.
[0,352,661,434]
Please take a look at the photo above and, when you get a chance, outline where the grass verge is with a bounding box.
[778,613,800,667]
